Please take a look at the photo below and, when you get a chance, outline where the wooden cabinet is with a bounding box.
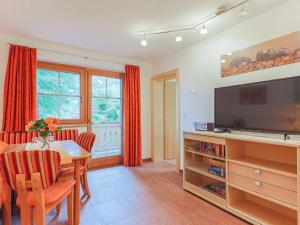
[228,162,297,192]
[229,173,297,207]
[183,131,300,225]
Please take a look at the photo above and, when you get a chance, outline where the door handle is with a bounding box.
[254,169,261,174]
[255,181,261,187]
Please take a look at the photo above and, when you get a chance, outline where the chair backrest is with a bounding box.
[52,129,79,142]
[0,150,61,190]
[0,131,39,144]
[0,141,8,152]
[0,176,3,207]
[77,132,96,153]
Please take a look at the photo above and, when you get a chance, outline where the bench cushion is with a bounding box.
[0,129,79,144]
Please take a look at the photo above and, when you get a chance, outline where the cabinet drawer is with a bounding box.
[229,173,297,206]
[228,162,296,192]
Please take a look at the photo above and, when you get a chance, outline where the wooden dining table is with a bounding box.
[0,140,91,225]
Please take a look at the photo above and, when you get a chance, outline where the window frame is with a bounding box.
[88,69,123,125]
[37,61,87,125]
[87,69,124,159]
[87,68,124,124]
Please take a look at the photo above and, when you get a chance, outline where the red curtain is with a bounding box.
[2,44,37,132]
[123,65,142,166]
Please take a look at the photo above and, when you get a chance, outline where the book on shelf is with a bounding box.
[193,142,226,159]
[208,165,225,178]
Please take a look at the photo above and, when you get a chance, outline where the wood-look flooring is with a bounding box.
[11,161,248,225]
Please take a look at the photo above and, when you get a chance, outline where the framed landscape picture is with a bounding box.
[221,31,300,77]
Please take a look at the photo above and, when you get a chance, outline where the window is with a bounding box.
[91,76,121,124]
[89,71,123,157]
[37,62,86,124]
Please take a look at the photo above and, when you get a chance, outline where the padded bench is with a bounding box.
[0,129,79,144]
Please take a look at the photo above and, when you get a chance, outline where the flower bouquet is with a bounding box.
[26,117,62,149]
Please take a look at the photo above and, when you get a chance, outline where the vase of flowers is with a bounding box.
[26,117,61,150]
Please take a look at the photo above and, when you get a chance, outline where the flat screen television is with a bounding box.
[214,76,300,134]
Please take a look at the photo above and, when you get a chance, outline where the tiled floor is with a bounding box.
[164,159,176,165]
[11,162,248,225]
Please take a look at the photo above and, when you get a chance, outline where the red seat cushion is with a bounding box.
[16,180,76,207]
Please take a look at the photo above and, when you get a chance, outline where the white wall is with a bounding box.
[0,34,152,159]
[152,0,300,169]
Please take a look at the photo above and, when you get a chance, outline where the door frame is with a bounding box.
[86,68,125,168]
[151,69,180,172]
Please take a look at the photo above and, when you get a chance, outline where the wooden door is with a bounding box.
[164,79,176,160]
[87,69,124,168]
[152,80,165,160]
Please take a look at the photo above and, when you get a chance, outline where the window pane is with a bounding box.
[60,72,80,96]
[37,69,59,94]
[107,78,121,98]
[38,95,59,118]
[107,99,120,123]
[92,76,106,97]
[92,98,107,124]
[60,96,80,119]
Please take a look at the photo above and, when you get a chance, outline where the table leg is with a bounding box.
[74,159,81,225]
[3,183,11,225]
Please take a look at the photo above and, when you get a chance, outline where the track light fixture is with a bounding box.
[200,24,208,35]
[137,0,250,46]
[240,4,247,17]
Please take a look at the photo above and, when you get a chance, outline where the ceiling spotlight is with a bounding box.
[240,4,247,17]
[221,59,226,64]
[141,39,147,46]
[140,34,147,47]
[227,52,233,56]
[200,24,208,35]
[175,35,182,42]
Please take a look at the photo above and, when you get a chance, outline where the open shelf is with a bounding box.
[228,183,297,210]
[228,186,297,225]
[186,149,225,161]
[228,156,296,178]
[185,168,226,199]
[227,139,297,178]
[184,138,226,161]
[183,181,226,208]
[186,166,225,182]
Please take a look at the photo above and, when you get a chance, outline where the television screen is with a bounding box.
[214,76,300,133]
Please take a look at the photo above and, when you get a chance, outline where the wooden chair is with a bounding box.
[0,140,11,225]
[0,144,7,203]
[0,150,76,225]
[0,176,3,224]
[0,140,8,150]
[59,132,96,198]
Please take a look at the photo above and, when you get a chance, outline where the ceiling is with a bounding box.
[0,0,288,61]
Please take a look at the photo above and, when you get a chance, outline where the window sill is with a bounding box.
[59,124,88,128]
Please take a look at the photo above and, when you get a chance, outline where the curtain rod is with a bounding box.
[3,41,129,66]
